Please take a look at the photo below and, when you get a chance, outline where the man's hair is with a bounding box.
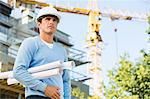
[37,15,59,23]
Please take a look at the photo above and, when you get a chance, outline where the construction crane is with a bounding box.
[8,0,149,21]
[8,0,149,98]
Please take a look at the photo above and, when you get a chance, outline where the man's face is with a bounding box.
[38,16,59,35]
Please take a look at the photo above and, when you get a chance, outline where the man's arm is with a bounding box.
[13,38,47,92]
[62,47,71,99]
[62,69,71,99]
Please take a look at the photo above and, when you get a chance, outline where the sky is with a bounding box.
[2,0,150,86]
[52,0,150,86]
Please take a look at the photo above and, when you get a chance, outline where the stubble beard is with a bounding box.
[44,29,56,36]
[46,31,53,35]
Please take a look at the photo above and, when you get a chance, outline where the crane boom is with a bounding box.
[10,0,149,22]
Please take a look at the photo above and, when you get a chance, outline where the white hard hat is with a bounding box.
[36,7,61,22]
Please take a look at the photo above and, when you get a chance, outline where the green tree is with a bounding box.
[72,87,100,99]
[72,88,87,99]
[105,51,150,99]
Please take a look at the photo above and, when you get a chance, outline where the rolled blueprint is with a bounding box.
[0,61,75,79]
[62,61,75,70]
[0,61,61,79]
[28,61,62,73]
[7,68,59,85]
[8,60,62,78]
[0,71,11,79]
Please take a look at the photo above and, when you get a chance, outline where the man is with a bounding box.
[13,7,71,99]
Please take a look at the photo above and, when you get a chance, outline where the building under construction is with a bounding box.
[0,1,90,99]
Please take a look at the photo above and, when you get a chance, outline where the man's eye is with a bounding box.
[45,18,51,20]
[53,19,57,21]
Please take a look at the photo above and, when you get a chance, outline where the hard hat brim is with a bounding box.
[36,14,61,22]
[36,14,60,22]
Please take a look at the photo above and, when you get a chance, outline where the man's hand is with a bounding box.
[44,86,60,99]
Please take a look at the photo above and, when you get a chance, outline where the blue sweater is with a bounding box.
[13,36,71,99]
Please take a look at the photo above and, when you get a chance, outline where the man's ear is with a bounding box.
[37,22,41,27]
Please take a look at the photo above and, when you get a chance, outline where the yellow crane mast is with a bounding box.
[86,0,103,97]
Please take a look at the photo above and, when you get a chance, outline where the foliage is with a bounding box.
[88,95,100,99]
[72,87,87,99]
[105,50,150,99]
[72,87,100,99]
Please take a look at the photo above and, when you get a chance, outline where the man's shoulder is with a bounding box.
[22,36,39,45]
[21,36,39,49]
[23,36,38,43]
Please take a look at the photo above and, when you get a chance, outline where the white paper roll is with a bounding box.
[62,61,75,70]
[7,68,60,85]
[0,71,12,79]
[28,61,62,73]
[0,61,75,79]
[8,61,62,78]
